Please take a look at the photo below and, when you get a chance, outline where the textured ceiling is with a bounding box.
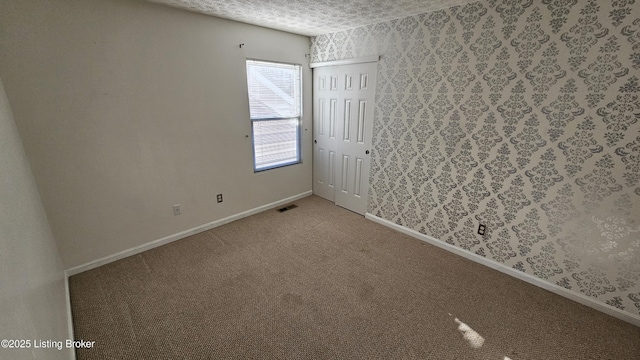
[148,0,479,36]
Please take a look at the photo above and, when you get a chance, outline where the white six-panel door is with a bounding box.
[313,67,337,202]
[313,61,377,215]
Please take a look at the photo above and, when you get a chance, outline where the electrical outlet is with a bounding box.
[216,194,223,203]
[173,204,181,216]
[478,224,486,236]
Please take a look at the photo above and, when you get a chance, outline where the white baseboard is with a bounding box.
[63,272,76,360]
[365,213,640,328]
[65,191,312,276]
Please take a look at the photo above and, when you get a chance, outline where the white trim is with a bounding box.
[365,213,640,328]
[310,55,379,68]
[63,272,76,359]
[66,191,313,276]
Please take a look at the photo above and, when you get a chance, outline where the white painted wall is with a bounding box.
[0,0,313,269]
[0,76,71,359]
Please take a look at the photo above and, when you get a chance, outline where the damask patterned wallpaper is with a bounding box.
[311,0,640,319]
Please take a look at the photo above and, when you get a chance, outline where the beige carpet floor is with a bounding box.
[69,195,640,359]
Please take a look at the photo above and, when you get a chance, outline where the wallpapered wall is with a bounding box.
[311,0,640,318]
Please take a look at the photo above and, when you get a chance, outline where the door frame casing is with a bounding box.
[309,55,379,69]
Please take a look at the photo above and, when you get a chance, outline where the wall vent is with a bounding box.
[277,204,298,213]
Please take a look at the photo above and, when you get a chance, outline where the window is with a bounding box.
[246,60,302,171]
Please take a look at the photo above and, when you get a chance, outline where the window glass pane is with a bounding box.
[253,119,299,171]
[246,59,302,172]
[246,61,301,119]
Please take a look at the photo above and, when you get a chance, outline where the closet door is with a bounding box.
[313,61,377,215]
[312,66,337,202]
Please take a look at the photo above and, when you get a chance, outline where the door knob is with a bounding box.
[365,150,370,154]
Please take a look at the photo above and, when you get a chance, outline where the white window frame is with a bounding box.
[246,59,303,172]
